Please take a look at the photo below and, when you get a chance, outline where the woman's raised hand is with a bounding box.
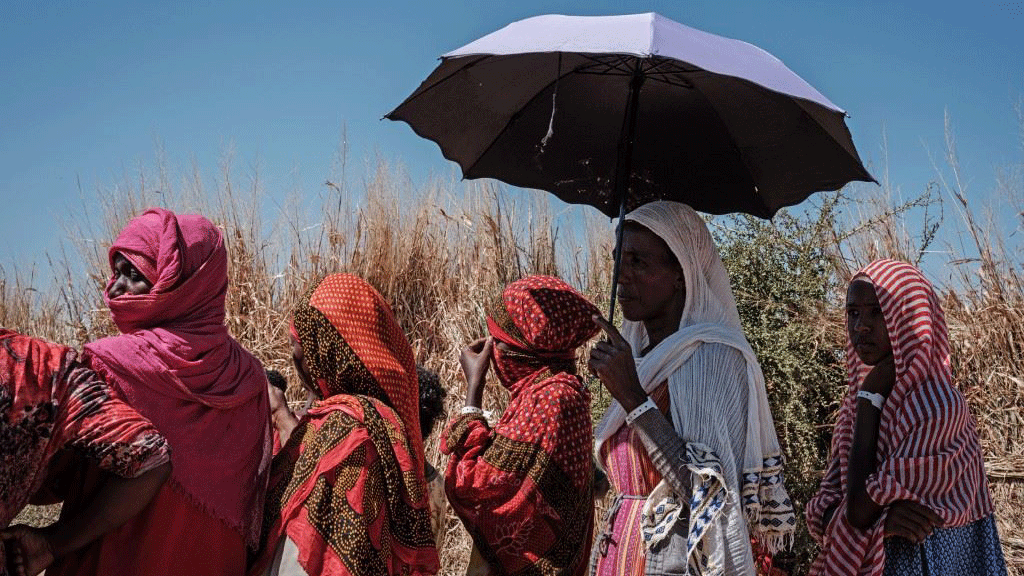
[588,315,647,412]
[460,337,493,408]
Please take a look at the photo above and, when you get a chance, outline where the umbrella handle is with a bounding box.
[607,195,628,322]
[607,60,645,324]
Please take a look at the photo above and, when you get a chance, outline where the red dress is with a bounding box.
[48,483,245,576]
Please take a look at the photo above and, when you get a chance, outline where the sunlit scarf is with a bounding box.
[807,259,992,575]
[0,330,170,530]
[257,274,438,576]
[83,207,271,547]
[594,201,796,575]
[442,275,600,576]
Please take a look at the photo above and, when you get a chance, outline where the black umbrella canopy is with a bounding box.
[387,14,874,220]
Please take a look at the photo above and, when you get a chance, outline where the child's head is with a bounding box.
[846,277,893,366]
[417,365,447,439]
[265,369,288,393]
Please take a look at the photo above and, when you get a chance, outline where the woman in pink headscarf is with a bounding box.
[48,208,273,576]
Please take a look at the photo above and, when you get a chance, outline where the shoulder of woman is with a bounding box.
[897,378,970,421]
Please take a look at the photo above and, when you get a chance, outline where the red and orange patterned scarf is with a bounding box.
[256,274,438,576]
[807,259,993,575]
[442,275,600,576]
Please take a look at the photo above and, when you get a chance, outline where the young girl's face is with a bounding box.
[846,279,893,366]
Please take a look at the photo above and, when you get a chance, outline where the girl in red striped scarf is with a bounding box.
[807,259,1007,575]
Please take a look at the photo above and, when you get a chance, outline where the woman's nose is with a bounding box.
[108,278,125,298]
[853,317,870,333]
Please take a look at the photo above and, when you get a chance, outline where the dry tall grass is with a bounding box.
[3,117,1021,574]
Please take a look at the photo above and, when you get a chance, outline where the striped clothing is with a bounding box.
[591,385,669,576]
[807,259,1001,575]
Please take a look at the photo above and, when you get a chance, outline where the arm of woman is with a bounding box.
[3,462,171,576]
[845,356,897,529]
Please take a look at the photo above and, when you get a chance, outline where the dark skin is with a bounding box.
[459,337,494,409]
[830,279,942,542]
[1,462,171,576]
[268,335,317,446]
[107,253,153,298]
[588,225,685,411]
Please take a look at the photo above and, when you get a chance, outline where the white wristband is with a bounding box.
[461,406,484,416]
[625,397,658,426]
[856,390,886,410]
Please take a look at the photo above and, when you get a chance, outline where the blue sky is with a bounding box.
[2,0,1022,271]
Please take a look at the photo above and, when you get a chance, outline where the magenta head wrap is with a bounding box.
[105,208,228,332]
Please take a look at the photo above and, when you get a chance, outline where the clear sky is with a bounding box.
[2,0,1022,270]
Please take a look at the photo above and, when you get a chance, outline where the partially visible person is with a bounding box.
[417,365,448,548]
[47,208,273,576]
[807,259,1007,575]
[251,273,439,576]
[588,201,796,576]
[0,329,170,576]
[442,275,600,576]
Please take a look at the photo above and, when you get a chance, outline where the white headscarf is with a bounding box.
[594,201,795,572]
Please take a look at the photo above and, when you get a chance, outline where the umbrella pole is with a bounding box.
[607,61,645,324]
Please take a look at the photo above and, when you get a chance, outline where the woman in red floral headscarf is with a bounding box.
[251,273,439,576]
[807,259,1007,576]
[48,208,273,576]
[441,275,601,576]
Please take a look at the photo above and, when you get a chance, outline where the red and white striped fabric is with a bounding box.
[806,259,993,575]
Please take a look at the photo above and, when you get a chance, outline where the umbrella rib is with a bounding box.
[462,73,571,180]
[385,55,491,115]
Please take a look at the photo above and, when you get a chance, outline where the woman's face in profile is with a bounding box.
[108,253,153,299]
[615,225,685,323]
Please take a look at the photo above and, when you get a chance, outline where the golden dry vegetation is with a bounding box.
[4,116,1022,574]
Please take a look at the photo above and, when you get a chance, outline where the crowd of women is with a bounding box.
[0,201,1008,576]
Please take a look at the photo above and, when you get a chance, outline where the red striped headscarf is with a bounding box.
[807,259,992,575]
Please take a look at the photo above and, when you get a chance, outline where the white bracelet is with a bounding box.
[856,390,886,410]
[460,405,484,416]
[625,397,658,425]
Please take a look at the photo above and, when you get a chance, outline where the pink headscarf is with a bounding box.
[83,207,272,548]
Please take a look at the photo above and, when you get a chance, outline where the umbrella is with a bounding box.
[387,12,874,319]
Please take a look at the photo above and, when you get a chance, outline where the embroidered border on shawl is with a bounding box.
[641,442,728,576]
[741,452,796,552]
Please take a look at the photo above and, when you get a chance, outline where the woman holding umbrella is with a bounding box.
[588,201,796,576]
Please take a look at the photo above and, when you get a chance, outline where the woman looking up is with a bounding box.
[588,200,795,576]
[807,259,1006,575]
[48,207,273,576]
[442,275,601,576]
[252,273,439,576]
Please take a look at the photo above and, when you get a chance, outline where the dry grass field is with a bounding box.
[4,123,1022,574]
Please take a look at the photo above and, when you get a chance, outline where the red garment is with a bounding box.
[253,274,439,576]
[47,483,246,576]
[81,208,272,548]
[442,275,599,576]
[0,329,170,572]
[807,259,993,575]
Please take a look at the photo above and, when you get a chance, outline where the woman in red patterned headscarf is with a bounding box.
[251,273,439,576]
[441,275,601,576]
[48,207,273,576]
[807,259,1007,575]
